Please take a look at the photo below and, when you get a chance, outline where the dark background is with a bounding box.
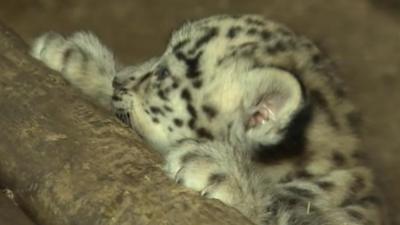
[1,0,399,224]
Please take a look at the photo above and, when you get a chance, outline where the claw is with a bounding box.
[174,167,184,183]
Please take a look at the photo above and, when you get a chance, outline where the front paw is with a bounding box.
[163,143,238,205]
[31,32,68,70]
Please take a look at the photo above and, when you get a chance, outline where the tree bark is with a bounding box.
[0,21,254,225]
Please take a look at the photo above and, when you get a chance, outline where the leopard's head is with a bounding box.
[112,15,306,153]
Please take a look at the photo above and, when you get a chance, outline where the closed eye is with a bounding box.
[156,67,170,81]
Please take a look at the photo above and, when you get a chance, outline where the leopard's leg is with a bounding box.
[164,141,382,225]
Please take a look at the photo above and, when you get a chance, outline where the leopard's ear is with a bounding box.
[244,67,305,146]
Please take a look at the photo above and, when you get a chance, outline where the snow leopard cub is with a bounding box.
[31,14,382,225]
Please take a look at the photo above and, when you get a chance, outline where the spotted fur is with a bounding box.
[31,15,382,225]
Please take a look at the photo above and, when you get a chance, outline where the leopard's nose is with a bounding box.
[112,78,123,89]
